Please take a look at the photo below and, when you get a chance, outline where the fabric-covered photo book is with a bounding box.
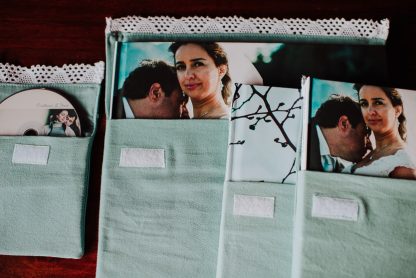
[99,16,391,278]
[293,76,416,278]
[0,62,104,258]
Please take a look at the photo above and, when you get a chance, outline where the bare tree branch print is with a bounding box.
[228,84,302,184]
[231,84,302,151]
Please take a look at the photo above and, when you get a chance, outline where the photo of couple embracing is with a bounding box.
[112,40,387,121]
[113,41,267,120]
[307,78,416,180]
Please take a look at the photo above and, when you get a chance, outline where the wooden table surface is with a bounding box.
[0,1,415,277]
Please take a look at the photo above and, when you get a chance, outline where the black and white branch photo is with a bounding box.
[227,83,303,184]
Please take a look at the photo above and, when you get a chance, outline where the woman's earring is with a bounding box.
[365,125,371,136]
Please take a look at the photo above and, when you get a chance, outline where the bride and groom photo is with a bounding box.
[306,78,416,180]
[112,41,387,121]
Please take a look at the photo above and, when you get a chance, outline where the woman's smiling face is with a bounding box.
[359,85,402,137]
[57,110,69,123]
[174,43,225,102]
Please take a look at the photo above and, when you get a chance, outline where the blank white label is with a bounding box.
[312,195,358,221]
[233,194,275,218]
[12,144,50,165]
[119,148,165,168]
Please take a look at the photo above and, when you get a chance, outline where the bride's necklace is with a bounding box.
[199,110,210,118]
[199,107,227,119]
[368,143,392,161]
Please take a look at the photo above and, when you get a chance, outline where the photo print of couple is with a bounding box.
[42,109,81,137]
[112,41,388,120]
[302,77,416,180]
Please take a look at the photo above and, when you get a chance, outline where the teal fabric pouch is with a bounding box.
[100,16,391,277]
[217,181,295,278]
[99,18,235,276]
[96,120,228,278]
[0,62,104,258]
[216,84,301,278]
[292,171,416,278]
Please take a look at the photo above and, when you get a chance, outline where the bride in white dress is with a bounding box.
[350,85,416,179]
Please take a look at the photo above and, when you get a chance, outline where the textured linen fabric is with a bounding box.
[216,181,295,278]
[96,119,228,278]
[292,170,416,278]
[0,83,101,258]
[0,136,92,258]
[216,82,299,277]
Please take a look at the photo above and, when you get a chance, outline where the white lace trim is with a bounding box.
[106,16,389,40]
[0,61,105,84]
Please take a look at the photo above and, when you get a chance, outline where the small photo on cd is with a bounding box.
[0,88,82,137]
[41,109,81,137]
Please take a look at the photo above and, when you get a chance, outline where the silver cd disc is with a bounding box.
[0,88,81,136]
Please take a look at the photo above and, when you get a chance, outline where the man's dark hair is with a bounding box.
[314,94,363,128]
[122,59,180,99]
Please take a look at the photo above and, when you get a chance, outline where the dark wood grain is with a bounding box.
[0,0,415,277]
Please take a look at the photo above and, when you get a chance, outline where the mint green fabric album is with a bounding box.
[216,83,301,278]
[216,181,295,278]
[0,62,104,258]
[292,171,416,278]
[100,16,391,277]
[96,120,228,278]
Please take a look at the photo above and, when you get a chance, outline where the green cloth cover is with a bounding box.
[0,83,101,258]
[216,181,294,278]
[292,170,416,278]
[96,119,228,278]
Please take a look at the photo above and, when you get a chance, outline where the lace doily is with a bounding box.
[106,16,389,41]
[0,61,105,84]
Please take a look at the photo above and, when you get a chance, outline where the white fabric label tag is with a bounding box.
[233,194,275,218]
[119,148,165,168]
[12,144,50,165]
[312,195,358,221]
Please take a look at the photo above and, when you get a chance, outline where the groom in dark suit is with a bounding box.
[308,95,371,172]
